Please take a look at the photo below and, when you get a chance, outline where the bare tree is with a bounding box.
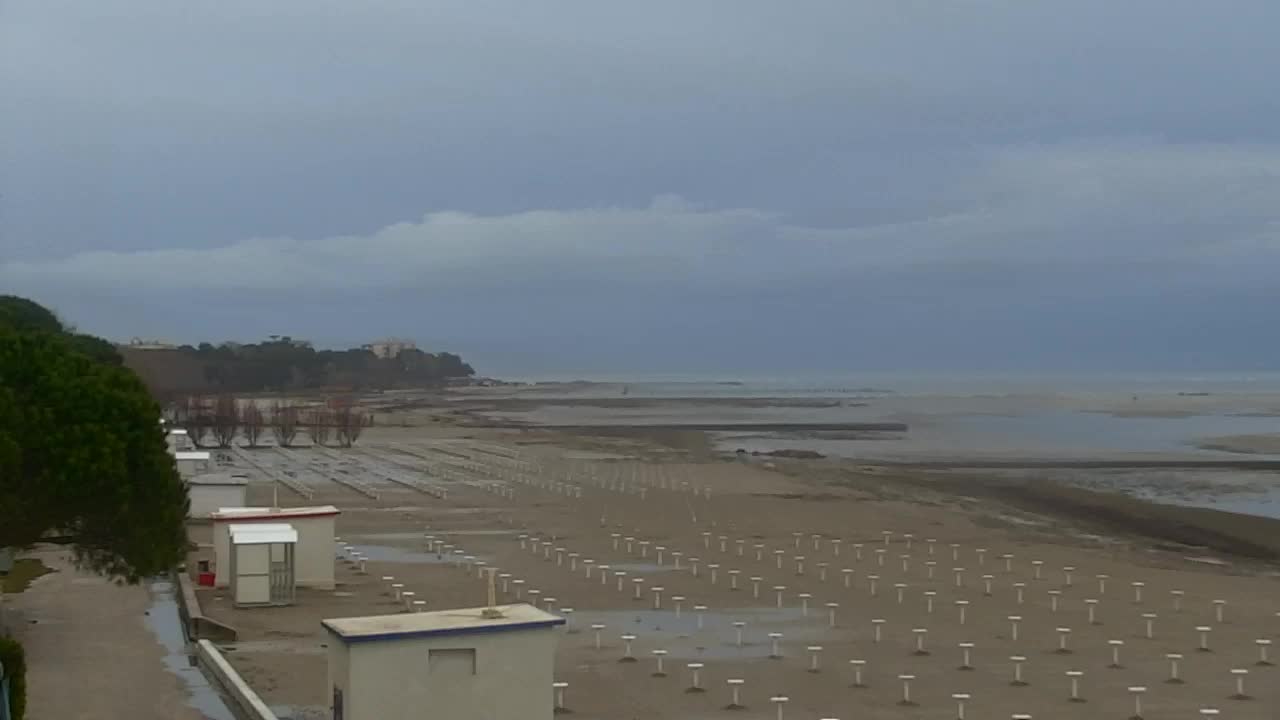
[210,394,240,448]
[180,395,211,448]
[305,408,332,447]
[177,395,197,445]
[270,400,299,447]
[241,401,265,447]
[195,397,214,448]
[334,404,370,448]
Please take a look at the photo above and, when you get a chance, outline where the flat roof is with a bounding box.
[175,451,211,461]
[212,505,340,521]
[167,428,189,436]
[228,522,294,533]
[322,604,564,644]
[188,473,248,486]
[230,523,297,544]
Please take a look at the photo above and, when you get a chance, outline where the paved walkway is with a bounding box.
[3,548,231,720]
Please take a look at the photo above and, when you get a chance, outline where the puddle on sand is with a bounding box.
[144,580,237,720]
[348,543,492,566]
[349,532,432,541]
[352,529,514,541]
[603,562,671,574]
[570,606,829,660]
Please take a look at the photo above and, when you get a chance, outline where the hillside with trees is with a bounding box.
[121,337,475,399]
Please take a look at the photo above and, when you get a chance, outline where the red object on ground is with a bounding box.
[197,571,215,587]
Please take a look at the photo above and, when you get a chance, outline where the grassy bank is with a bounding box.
[2,559,54,594]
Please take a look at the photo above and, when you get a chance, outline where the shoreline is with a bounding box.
[523,431,1280,566]
[835,457,1280,470]
[474,416,1280,564]
[799,460,1280,563]
[1195,433,1280,455]
[402,390,1280,565]
[475,420,910,433]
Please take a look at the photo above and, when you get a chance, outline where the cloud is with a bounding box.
[5,2,1280,369]
[6,141,1279,302]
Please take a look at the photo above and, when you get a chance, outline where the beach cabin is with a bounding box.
[211,506,339,590]
[165,427,188,445]
[186,473,249,518]
[323,604,564,720]
[228,523,297,607]
[174,450,211,477]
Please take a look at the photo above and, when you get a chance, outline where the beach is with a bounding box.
[448,375,1280,519]
[183,380,1280,719]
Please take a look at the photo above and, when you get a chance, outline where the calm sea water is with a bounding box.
[505,371,1280,399]
[497,371,1280,456]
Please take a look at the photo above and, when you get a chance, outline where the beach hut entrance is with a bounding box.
[229,523,297,607]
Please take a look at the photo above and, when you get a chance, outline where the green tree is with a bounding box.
[0,315,189,581]
[0,636,27,720]
[65,333,124,365]
[0,295,62,335]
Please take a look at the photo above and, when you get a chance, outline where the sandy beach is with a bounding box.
[187,390,1280,719]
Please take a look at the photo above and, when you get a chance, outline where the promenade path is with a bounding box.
[3,547,234,720]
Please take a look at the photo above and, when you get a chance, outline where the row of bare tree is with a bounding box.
[175,396,371,448]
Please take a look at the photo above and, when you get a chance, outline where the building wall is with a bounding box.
[329,627,558,720]
[232,543,272,606]
[327,637,349,720]
[176,458,210,478]
[189,485,247,519]
[214,514,335,589]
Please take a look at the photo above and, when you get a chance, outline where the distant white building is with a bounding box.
[362,337,417,359]
[124,337,178,350]
[186,473,249,518]
[174,450,211,477]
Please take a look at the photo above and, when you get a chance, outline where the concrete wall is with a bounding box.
[195,640,279,720]
[175,572,237,642]
[328,626,558,720]
[189,485,247,519]
[214,514,334,589]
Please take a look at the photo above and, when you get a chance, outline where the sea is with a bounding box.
[503,370,1280,399]
[495,371,1280,519]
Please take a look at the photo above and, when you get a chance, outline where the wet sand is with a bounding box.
[190,421,1280,720]
[434,387,1280,521]
[1198,434,1280,455]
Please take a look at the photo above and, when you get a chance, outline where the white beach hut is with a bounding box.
[212,506,339,590]
[186,473,249,518]
[174,450,211,477]
[228,523,297,607]
[323,603,565,720]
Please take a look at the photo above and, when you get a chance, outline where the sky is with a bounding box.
[3,1,1280,376]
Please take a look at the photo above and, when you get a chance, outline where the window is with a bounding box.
[428,648,477,676]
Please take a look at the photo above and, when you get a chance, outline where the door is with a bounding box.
[233,543,270,605]
[269,543,294,604]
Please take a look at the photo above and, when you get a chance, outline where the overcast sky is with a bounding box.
[3,1,1279,375]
